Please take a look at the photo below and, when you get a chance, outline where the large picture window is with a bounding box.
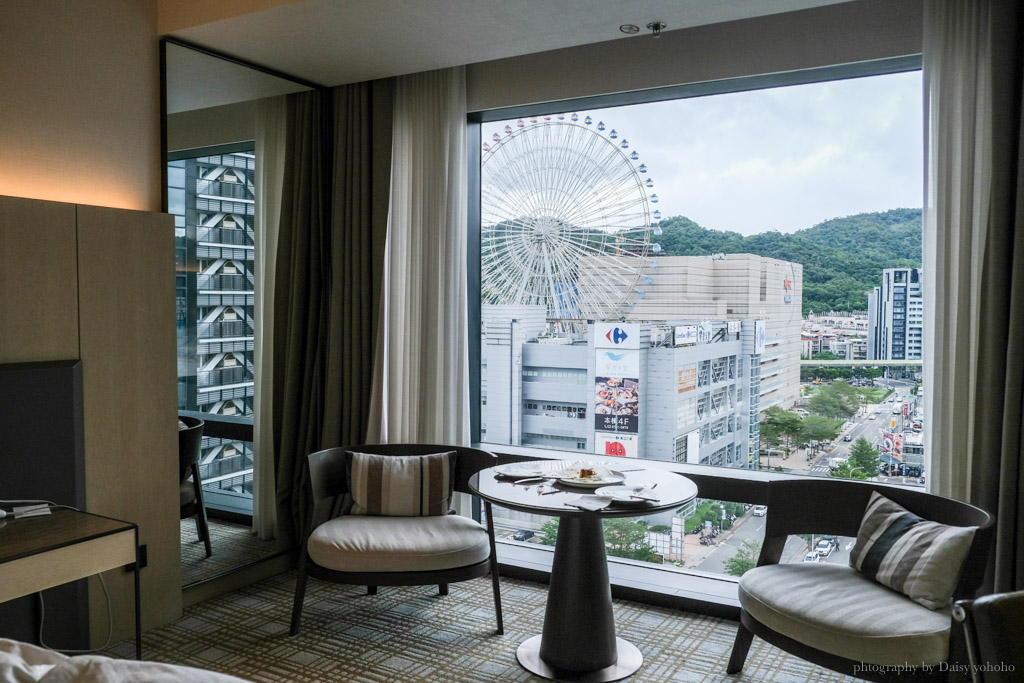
[474,67,924,579]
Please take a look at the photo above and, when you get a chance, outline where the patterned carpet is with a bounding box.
[108,571,856,682]
[181,518,284,585]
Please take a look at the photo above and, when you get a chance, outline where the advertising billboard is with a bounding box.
[594,348,639,434]
[754,320,767,354]
[594,432,638,458]
[674,325,697,347]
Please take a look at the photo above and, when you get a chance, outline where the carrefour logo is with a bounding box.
[605,327,629,345]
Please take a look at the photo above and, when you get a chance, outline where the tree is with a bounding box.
[724,540,762,577]
[538,518,661,563]
[800,415,842,444]
[829,460,869,480]
[760,406,803,458]
[813,351,839,360]
[849,437,881,474]
[807,382,859,419]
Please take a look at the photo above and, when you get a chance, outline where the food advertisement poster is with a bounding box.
[594,432,638,458]
[594,348,640,433]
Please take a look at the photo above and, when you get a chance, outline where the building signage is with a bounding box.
[674,325,697,347]
[754,320,767,354]
[594,322,640,349]
[677,364,697,394]
[595,349,640,434]
[594,432,638,458]
[903,403,909,419]
[697,320,714,344]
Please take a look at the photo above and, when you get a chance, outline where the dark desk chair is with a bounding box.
[290,444,503,636]
[178,416,211,557]
[954,589,1024,682]
[727,478,993,682]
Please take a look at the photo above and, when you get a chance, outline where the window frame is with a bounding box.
[467,55,924,601]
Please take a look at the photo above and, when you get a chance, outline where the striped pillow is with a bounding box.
[849,491,976,610]
[346,451,456,517]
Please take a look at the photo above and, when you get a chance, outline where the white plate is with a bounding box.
[557,471,626,488]
[595,485,659,505]
[493,462,553,478]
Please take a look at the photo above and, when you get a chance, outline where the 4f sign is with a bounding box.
[595,323,640,349]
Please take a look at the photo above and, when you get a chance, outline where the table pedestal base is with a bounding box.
[517,635,643,682]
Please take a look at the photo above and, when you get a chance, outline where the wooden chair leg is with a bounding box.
[290,557,309,636]
[485,501,504,634]
[367,585,377,595]
[727,619,755,674]
[438,583,449,596]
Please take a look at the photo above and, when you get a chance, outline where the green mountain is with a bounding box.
[655,208,922,314]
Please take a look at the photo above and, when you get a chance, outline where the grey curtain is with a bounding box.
[272,83,390,545]
[924,0,1024,592]
[967,1,1024,593]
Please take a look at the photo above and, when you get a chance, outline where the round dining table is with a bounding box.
[469,463,698,682]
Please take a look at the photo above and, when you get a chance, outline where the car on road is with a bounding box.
[843,434,852,441]
[815,539,835,558]
[751,505,767,517]
[803,553,820,563]
[512,530,534,542]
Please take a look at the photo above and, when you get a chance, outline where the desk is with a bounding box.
[470,465,697,682]
[0,508,141,658]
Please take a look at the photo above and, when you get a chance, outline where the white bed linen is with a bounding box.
[0,639,251,683]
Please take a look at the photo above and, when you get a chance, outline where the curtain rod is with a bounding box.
[162,36,327,91]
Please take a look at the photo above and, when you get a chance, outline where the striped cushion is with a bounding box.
[346,451,455,517]
[850,491,976,610]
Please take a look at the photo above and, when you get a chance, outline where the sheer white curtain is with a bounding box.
[252,95,288,540]
[922,0,993,501]
[368,66,470,445]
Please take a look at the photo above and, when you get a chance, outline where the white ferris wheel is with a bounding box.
[480,113,662,321]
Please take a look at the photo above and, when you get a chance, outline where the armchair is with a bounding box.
[178,416,210,557]
[954,589,1024,682]
[290,444,503,636]
[727,478,993,682]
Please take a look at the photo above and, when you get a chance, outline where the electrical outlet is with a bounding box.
[125,544,148,572]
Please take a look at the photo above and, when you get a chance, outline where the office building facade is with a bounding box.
[868,267,923,360]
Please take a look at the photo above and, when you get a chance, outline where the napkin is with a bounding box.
[564,495,613,511]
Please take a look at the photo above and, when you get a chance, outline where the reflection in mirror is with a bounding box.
[165,40,313,587]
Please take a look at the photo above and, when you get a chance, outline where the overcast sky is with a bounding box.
[485,71,923,236]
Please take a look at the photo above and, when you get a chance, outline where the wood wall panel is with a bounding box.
[76,205,181,639]
[0,196,79,362]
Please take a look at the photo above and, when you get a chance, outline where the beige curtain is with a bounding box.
[253,95,288,540]
[923,0,1024,591]
[368,66,470,446]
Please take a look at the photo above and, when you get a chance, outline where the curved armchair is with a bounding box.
[178,416,210,557]
[954,589,1024,682]
[727,479,993,682]
[290,444,503,636]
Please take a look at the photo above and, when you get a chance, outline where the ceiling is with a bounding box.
[165,0,852,112]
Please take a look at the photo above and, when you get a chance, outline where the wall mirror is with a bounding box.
[163,39,313,588]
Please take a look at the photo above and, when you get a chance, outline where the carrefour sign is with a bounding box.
[594,322,640,349]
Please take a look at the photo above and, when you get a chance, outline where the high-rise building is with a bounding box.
[170,151,256,496]
[625,254,803,411]
[482,310,766,468]
[867,267,923,360]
